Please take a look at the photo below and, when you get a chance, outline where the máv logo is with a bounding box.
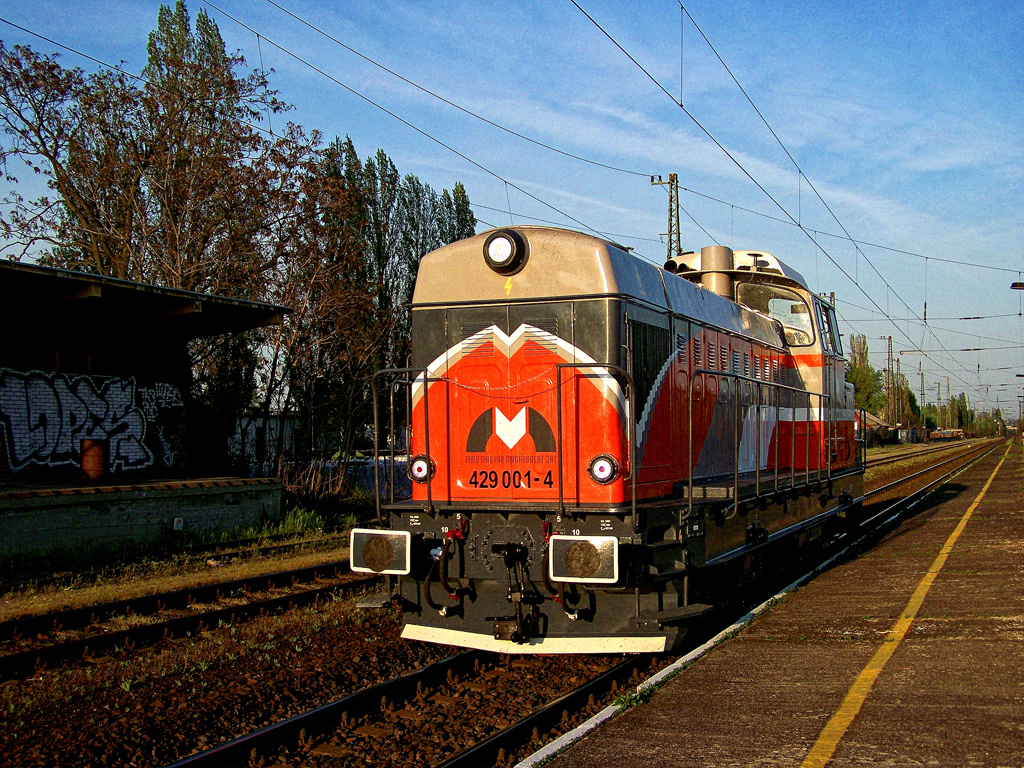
[466,407,555,452]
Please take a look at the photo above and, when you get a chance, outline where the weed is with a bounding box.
[613,687,653,711]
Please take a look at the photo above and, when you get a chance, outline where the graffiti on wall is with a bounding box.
[0,369,183,472]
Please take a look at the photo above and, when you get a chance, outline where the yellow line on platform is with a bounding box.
[800,441,1012,768]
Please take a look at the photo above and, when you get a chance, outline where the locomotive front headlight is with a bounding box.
[486,235,513,265]
[409,454,435,483]
[587,454,619,484]
[548,534,619,583]
[482,229,528,274]
[350,529,411,575]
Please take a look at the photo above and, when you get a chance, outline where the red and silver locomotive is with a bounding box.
[352,226,863,653]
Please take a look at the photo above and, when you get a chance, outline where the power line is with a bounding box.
[4,13,1004,286]
[571,1,981,394]
[263,0,653,180]
[473,203,664,243]
[267,0,1023,280]
[668,2,990,386]
[0,10,641,259]
[201,1,617,240]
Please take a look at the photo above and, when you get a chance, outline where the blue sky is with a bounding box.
[2,0,1022,413]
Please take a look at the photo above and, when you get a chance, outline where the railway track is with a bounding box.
[0,561,379,681]
[164,649,660,768]
[858,438,999,526]
[0,529,354,596]
[863,440,975,470]
[155,439,1002,768]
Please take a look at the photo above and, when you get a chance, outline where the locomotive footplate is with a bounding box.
[631,602,714,630]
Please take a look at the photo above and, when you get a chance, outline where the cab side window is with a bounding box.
[814,299,842,357]
[826,306,844,357]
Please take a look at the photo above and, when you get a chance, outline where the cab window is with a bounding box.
[736,283,815,347]
[826,306,844,357]
[815,299,843,357]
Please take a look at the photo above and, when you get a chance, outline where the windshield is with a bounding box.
[736,283,815,346]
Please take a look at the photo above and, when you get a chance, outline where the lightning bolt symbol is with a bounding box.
[505,277,512,296]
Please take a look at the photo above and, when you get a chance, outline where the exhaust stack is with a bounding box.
[700,245,734,299]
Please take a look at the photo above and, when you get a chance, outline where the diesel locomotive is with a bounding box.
[352,226,864,653]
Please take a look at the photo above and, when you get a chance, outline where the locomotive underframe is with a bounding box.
[380,465,863,653]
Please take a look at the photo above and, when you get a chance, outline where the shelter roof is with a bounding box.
[0,260,289,338]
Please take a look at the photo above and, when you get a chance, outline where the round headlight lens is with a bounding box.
[410,455,434,483]
[486,235,514,265]
[588,455,618,484]
[482,229,528,274]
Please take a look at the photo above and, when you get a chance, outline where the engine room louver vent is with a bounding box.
[461,322,495,356]
[693,338,702,369]
[628,319,672,424]
[743,353,751,378]
[676,333,688,364]
[720,345,728,372]
[525,318,558,355]
[732,351,742,376]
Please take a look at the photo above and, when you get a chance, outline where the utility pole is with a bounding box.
[919,364,925,433]
[651,173,681,264]
[947,376,951,430]
[896,356,902,428]
[880,336,893,425]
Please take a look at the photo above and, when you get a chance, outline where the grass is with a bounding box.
[0,500,365,594]
[0,505,370,623]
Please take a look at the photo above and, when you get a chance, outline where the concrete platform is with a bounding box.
[541,440,1024,767]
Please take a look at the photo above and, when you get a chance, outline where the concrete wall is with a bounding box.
[0,479,282,559]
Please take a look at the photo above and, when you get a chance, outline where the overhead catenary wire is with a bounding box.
[263,0,653,180]
[570,0,986,401]
[0,12,651,265]
[270,0,1016,281]
[1,12,1008,408]
[200,1,617,244]
[1,13,1008,282]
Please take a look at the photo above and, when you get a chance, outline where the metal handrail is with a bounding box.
[372,366,439,522]
[374,363,638,525]
[687,368,831,522]
[555,362,637,532]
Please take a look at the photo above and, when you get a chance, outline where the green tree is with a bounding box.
[845,334,885,414]
[0,2,292,295]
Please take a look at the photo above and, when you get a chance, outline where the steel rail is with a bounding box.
[0,531,350,596]
[514,439,1009,768]
[863,441,976,470]
[857,439,1003,531]
[0,560,354,642]
[862,441,994,502]
[165,440,1003,768]
[435,654,654,768]
[0,569,380,682]
[162,651,486,768]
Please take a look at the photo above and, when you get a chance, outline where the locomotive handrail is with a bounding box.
[687,369,831,522]
[372,366,445,521]
[555,362,637,532]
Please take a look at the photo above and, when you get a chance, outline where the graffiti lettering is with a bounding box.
[0,369,181,472]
